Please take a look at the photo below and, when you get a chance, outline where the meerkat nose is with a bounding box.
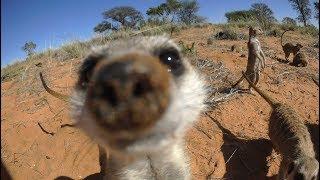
[86,53,170,132]
[94,60,156,105]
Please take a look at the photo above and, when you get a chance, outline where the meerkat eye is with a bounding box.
[158,48,184,76]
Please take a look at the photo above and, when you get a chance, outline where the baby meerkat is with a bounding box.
[292,51,308,67]
[233,26,266,93]
[242,71,319,180]
[40,35,207,179]
[281,30,303,61]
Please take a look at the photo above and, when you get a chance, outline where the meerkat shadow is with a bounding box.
[306,123,319,161]
[1,161,12,180]
[55,173,104,180]
[207,115,273,179]
[221,135,273,179]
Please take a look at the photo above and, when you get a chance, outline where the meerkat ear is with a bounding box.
[77,52,107,88]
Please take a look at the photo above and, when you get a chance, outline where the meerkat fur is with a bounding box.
[233,26,266,92]
[281,30,303,61]
[242,71,319,180]
[40,35,207,179]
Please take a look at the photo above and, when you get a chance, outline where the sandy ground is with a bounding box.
[1,26,319,180]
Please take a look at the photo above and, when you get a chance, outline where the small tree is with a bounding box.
[103,6,143,29]
[22,41,36,56]
[225,10,256,22]
[94,6,143,33]
[314,1,319,20]
[146,6,164,18]
[146,5,165,23]
[93,21,113,33]
[288,0,311,27]
[178,0,205,25]
[146,0,182,23]
[163,0,182,22]
[250,3,277,29]
[282,17,297,25]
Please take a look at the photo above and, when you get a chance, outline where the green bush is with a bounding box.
[298,25,319,37]
[214,27,247,40]
[265,27,282,37]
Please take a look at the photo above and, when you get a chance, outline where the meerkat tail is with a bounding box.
[241,71,275,106]
[280,30,291,47]
[39,72,70,102]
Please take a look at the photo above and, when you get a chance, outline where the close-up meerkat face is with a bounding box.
[70,35,206,154]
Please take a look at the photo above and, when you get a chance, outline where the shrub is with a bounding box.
[225,10,256,22]
[265,27,282,37]
[214,27,247,40]
[298,25,319,37]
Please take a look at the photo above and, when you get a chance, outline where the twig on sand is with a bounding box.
[37,122,55,136]
[60,124,76,128]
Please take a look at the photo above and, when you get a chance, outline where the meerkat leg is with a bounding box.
[232,75,245,88]
[285,52,290,61]
[246,72,256,94]
[254,72,260,86]
[248,72,260,94]
[277,159,289,180]
[98,145,107,176]
[292,57,299,67]
[302,60,307,67]
[260,50,266,69]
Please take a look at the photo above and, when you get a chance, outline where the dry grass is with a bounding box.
[1,22,318,84]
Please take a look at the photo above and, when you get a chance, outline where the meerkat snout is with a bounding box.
[85,53,170,134]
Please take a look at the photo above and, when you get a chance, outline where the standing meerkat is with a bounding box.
[40,35,207,179]
[281,30,303,61]
[242,71,319,180]
[232,26,266,93]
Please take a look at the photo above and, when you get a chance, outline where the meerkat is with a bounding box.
[232,26,266,93]
[292,51,308,67]
[281,30,303,61]
[242,71,319,180]
[40,35,207,179]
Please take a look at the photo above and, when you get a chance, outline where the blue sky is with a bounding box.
[1,0,319,67]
